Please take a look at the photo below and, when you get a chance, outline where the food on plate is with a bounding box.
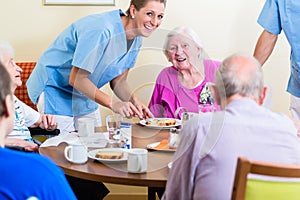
[155,139,169,149]
[95,150,124,159]
[158,118,176,126]
[145,118,176,126]
[145,120,152,125]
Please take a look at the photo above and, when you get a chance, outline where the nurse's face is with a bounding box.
[131,1,165,37]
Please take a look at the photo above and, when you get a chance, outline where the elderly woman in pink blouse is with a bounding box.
[148,26,220,119]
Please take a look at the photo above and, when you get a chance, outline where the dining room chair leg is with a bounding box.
[148,187,165,200]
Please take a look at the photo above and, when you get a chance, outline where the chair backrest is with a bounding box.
[231,157,300,200]
[15,62,37,110]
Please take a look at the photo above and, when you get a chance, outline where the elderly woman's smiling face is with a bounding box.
[166,33,201,70]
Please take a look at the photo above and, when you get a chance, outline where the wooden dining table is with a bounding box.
[39,124,175,200]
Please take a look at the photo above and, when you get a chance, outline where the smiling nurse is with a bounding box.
[27,0,166,133]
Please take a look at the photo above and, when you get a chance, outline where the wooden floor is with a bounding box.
[103,184,160,200]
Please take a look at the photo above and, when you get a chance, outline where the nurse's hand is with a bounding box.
[131,97,154,119]
[112,101,145,119]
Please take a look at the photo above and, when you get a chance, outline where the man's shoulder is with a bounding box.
[3,149,60,174]
[0,149,75,199]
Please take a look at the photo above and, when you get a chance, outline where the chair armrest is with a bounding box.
[28,127,60,136]
[5,145,26,151]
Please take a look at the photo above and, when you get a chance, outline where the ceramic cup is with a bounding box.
[77,117,94,137]
[64,143,88,164]
[127,148,147,173]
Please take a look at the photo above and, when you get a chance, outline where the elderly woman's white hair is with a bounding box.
[163,26,204,59]
[0,40,14,62]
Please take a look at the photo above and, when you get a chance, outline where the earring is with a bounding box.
[131,15,135,19]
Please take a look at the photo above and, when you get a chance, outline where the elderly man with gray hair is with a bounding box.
[163,54,300,200]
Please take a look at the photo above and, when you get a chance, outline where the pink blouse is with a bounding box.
[148,60,221,119]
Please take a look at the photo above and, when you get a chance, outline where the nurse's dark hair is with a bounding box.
[126,0,167,16]
[0,62,12,117]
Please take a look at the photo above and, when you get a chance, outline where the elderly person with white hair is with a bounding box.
[148,26,220,119]
[0,40,57,152]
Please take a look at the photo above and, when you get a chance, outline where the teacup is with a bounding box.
[64,143,88,164]
[127,148,147,173]
[77,117,94,137]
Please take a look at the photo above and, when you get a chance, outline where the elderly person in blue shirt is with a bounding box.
[254,0,300,120]
[0,62,76,200]
[27,0,166,133]
[163,54,300,200]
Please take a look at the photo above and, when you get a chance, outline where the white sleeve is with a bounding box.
[16,97,40,127]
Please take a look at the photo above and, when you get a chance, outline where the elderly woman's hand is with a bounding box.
[5,138,39,152]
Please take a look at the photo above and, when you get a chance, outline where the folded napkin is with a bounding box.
[40,132,109,148]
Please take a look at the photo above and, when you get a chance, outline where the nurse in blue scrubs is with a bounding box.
[27,0,166,133]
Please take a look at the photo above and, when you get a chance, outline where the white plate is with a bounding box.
[146,142,176,152]
[79,137,108,148]
[139,118,181,129]
[88,148,128,163]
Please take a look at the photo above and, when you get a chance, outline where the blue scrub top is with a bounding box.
[257,0,300,97]
[27,9,142,116]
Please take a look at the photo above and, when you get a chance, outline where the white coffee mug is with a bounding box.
[77,117,94,137]
[127,148,147,173]
[64,143,88,164]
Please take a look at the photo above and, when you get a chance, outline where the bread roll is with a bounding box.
[96,151,124,159]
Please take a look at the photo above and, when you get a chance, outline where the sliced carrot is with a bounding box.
[155,139,169,149]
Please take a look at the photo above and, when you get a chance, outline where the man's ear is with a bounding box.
[258,86,268,106]
[211,84,220,105]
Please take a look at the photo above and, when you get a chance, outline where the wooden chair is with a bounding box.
[15,62,37,110]
[232,157,300,200]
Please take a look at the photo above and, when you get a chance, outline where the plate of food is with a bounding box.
[146,139,176,152]
[88,148,128,163]
[140,118,181,129]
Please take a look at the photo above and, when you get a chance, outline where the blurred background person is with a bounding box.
[253,0,300,120]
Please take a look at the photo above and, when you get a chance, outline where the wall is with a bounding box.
[0,0,291,116]
[0,0,291,196]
